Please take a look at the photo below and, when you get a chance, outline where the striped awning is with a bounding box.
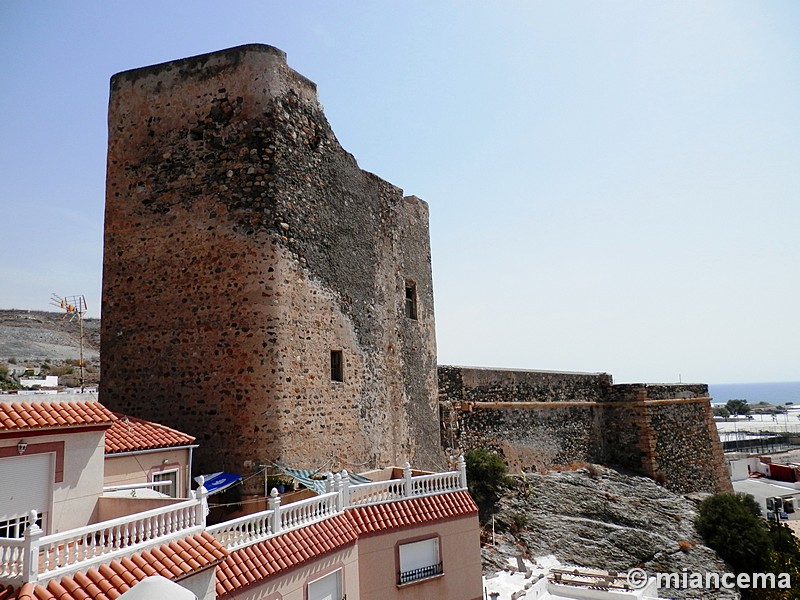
[274,465,371,494]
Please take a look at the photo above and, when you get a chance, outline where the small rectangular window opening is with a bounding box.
[398,537,442,585]
[153,470,179,498]
[330,350,344,382]
[405,282,417,320]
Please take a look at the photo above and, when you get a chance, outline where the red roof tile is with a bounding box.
[105,413,196,454]
[0,532,226,600]
[216,514,358,596]
[0,401,115,433]
[346,490,478,536]
[215,491,478,596]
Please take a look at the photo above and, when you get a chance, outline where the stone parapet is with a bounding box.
[440,365,732,493]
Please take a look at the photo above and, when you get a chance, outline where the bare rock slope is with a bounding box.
[484,465,738,600]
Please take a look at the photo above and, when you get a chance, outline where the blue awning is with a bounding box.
[195,472,242,496]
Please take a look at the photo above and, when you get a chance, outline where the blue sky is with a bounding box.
[1,1,798,384]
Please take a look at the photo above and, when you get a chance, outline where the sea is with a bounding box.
[708,381,800,405]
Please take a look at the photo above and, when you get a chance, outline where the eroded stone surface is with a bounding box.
[440,366,731,493]
[101,45,440,486]
[484,466,739,600]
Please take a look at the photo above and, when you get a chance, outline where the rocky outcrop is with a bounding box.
[483,465,739,600]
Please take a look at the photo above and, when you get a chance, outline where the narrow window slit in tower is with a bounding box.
[405,281,417,320]
[330,350,344,382]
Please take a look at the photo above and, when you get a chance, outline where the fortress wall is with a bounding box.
[439,366,611,472]
[102,45,441,486]
[645,399,732,493]
[438,366,613,404]
[603,384,731,492]
[440,366,732,492]
[452,404,603,474]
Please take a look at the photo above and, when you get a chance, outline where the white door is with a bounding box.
[0,453,53,534]
[307,569,342,600]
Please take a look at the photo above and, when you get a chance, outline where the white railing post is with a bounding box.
[458,455,468,490]
[195,476,209,527]
[22,510,42,583]
[269,488,281,534]
[340,470,351,508]
[333,473,343,511]
[403,461,412,497]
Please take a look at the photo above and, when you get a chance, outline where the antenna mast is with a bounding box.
[50,294,88,392]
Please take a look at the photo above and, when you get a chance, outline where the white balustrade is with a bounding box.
[0,457,470,585]
[348,479,405,507]
[36,499,202,583]
[207,510,275,550]
[0,538,25,584]
[410,471,462,497]
[278,492,338,532]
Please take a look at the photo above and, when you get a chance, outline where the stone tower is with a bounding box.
[101,45,441,482]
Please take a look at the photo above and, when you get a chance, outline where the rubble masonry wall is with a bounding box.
[101,45,441,487]
[439,366,732,493]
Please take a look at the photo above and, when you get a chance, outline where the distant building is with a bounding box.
[18,376,58,389]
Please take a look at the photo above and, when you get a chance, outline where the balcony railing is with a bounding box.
[1,457,468,586]
[0,497,205,586]
[206,491,339,551]
[398,561,443,585]
[208,457,468,551]
[348,478,405,507]
[0,537,25,583]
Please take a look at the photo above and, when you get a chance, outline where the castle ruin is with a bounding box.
[101,44,731,495]
[101,45,441,482]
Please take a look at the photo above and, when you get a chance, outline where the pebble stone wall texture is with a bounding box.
[439,366,732,493]
[101,45,441,489]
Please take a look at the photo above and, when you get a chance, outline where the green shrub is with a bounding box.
[465,448,509,522]
[696,493,771,573]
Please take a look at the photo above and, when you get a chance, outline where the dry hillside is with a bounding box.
[0,309,101,387]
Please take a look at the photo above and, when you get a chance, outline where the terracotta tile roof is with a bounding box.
[216,514,357,596]
[1,532,226,600]
[216,491,478,596]
[0,401,115,432]
[346,490,478,536]
[105,413,196,454]
[0,585,19,600]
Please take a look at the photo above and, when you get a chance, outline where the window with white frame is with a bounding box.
[398,537,442,585]
[0,512,43,539]
[152,469,179,498]
[307,568,343,600]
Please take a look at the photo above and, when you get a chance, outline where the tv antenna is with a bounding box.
[50,294,88,392]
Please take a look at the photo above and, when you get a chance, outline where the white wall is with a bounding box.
[179,568,216,600]
[104,448,192,498]
[19,376,59,388]
[729,457,763,481]
[0,429,105,533]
